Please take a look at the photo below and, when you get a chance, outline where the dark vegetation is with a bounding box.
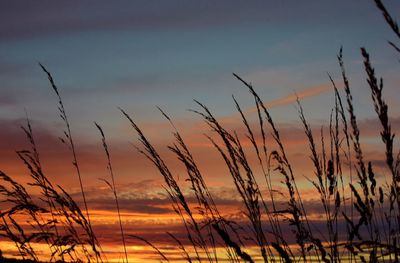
[0,0,399,262]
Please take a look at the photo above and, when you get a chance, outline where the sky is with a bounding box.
[1,0,400,262]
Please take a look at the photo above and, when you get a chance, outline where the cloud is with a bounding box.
[223,82,335,123]
[0,1,272,41]
[87,196,172,215]
[263,83,332,109]
[0,112,396,228]
[0,92,18,106]
[0,62,28,76]
[358,116,400,136]
[0,1,370,42]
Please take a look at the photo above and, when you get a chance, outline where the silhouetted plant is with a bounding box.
[1,1,400,262]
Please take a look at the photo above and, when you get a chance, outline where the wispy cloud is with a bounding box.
[216,81,336,130]
[0,1,273,41]
[262,83,332,109]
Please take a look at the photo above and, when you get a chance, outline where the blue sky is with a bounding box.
[2,1,400,130]
[1,0,400,180]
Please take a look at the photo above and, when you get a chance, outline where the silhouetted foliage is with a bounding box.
[1,1,400,262]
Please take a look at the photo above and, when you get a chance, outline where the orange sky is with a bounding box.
[0,95,398,261]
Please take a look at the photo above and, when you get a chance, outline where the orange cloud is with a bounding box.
[261,83,332,110]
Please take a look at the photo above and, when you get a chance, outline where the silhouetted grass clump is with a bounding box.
[0,70,104,262]
[0,0,399,262]
[120,44,400,262]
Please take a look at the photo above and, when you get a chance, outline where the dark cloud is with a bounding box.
[88,196,172,214]
[0,118,36,153]
[0,1,379,41]
[358,116,400,136]
[0,118,77,167]
[0,1,263,40]
[0,63,28,76]
[0,91,17,106]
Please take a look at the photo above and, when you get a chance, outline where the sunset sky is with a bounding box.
[1,1,400,261]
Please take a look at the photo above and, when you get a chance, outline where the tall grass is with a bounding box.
[95,122,128,263]
[0,0,399,262]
